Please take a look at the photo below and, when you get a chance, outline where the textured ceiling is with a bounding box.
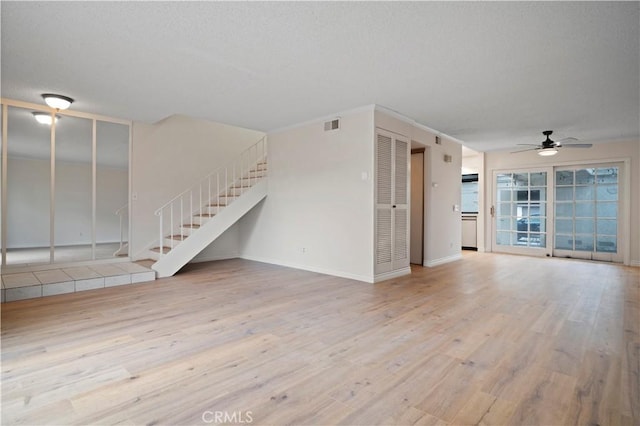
[2,1,638,151]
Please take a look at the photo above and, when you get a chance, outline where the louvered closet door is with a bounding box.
[375,130,410,274]
[393,138,409,270]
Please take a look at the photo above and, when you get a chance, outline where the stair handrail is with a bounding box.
[153,136,267,256]
[115,204,128,252]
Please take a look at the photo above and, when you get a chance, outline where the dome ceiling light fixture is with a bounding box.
[32,111,60,125]
[41,93,74,110]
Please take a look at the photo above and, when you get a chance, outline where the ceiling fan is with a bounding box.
[512,130,592,156]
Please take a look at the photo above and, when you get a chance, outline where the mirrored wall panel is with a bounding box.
[1,101,130,267]
[6,106,52,265]
[54,115,93,262]
[97,121,129,259]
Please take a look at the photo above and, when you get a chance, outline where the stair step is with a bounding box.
[194,213,216,217]
[151,246,171,254]
[168,234,188,241]
[219,194,237,198]
[203,205,223,212]
[208,203,228,207]
[182,223,201,229]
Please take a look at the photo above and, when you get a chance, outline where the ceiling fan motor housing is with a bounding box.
[542,130,556,148]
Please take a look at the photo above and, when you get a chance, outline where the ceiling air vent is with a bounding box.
[324,118,340,131]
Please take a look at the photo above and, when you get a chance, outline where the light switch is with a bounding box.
[453,204,460,212]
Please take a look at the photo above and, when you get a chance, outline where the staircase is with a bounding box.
[147,137,268,278]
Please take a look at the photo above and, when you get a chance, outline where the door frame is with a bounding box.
[410,148,425,264]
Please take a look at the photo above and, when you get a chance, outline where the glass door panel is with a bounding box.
[494,170,549,253]
[54,115,93,262]
[6,106,52,265]
[553,165,621,262]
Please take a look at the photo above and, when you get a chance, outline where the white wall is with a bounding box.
[375,110,463,267]
[6,157,127,248]
[191,223,240,263]
[130,114,265,259]
[239,109,376,282]
[483,139,640,265]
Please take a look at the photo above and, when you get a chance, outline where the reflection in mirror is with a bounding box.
[96,121,129,259]
[6,106,51,265]
[54,115,93,262]
[0,105,2,263]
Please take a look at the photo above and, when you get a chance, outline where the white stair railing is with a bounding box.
[114,204,128,255]
[154,136,267,256]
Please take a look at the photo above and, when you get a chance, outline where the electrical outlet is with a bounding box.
[301,247,307,254]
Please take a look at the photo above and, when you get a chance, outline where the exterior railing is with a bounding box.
[154,137,267,256]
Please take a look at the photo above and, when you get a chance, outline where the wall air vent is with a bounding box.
[435,136,442,145]
[324,118,340,131]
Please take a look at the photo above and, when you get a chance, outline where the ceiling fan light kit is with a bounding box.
[538,148,558,156]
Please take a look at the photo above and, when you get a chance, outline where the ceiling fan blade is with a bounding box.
[516,143,541,146]
[556,137,578,144]
[511,147,540,154]
[561,143,593,148]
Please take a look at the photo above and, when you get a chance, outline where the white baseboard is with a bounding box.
[373,267,412,283]
[630,260,640,267]
[425,253,463,267]
[240,255,374,283]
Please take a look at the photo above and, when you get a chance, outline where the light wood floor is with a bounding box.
[2,252,638,425]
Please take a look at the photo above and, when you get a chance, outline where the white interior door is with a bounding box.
[393,137,409,270]
[375,130,410,274]
[375,133,393,273]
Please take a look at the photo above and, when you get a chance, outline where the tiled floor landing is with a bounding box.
[1,262,156,303]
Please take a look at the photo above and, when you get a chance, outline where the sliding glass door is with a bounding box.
[492,163,624,263]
